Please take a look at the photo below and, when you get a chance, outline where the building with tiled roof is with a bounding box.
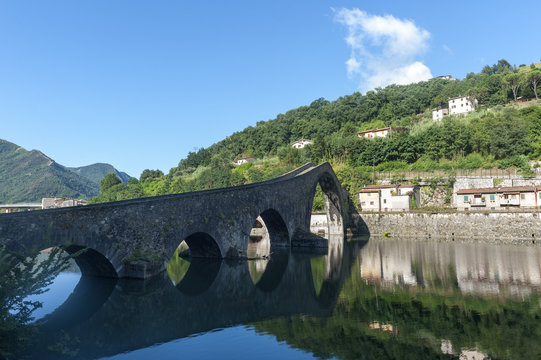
[455,186,541,210]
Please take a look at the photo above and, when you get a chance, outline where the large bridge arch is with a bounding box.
[310,170,345,237]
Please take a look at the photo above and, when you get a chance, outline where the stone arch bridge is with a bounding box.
[0,163,347,279]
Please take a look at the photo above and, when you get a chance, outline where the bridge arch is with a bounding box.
[182,232,222,258]
[63,245,118,278]
[310,170,345,237]
[258,209,290,248]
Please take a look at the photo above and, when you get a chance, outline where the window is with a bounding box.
[490,194,495,201]
[464,196,469,202]
[521,194,525,200]
[370,201,374,205]
[383,199,387,204]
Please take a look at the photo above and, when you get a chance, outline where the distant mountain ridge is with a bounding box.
[0,139,130,204]
[68,163,130,185]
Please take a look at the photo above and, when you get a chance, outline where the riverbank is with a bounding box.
[311,211,541,246]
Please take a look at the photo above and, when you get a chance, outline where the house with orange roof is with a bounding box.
[456,186,540,210]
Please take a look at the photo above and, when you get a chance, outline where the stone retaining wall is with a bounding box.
[311,212,541,246]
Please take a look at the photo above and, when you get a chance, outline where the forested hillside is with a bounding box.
[90,59,541,205]
[0,139,133,203]
[0,139,99,203]
[68,163,130,185]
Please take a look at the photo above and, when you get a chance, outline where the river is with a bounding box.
[7,236,541,359]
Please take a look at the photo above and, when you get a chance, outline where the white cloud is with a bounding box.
[334,8,432,91]
[442,44,453,54]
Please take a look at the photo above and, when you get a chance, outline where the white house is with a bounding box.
[358,127,404,140]
[41,197,87,209]
[449,96,478,116]
[455,186,540,210]
[359,184,420,212]
[291,139,313,149]
[233,157,256,166]
[434,75,456,81]
[432,107,449,121]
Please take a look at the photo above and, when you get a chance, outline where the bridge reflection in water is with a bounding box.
[24,236,541,360]
[29,234,364,359]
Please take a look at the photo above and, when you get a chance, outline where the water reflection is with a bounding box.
[23,240,354,359]
[359,238,541,297]
[11,236,541,360]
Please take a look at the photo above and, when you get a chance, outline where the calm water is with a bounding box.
[12,237,541,360]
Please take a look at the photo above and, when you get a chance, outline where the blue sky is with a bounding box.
[1,0,539,178]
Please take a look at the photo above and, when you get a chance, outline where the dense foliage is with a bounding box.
[90,60,541,205]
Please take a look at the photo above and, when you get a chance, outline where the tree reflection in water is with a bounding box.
[252,238,541,360]
[0,246,82,358]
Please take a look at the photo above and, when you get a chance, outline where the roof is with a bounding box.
[359,189,380,193]
[358,127,394,135]
[359,184,419,193]
[456,186,540,195]
[448,95,476,101]
[291,139,312,144]
[234,157,256,161]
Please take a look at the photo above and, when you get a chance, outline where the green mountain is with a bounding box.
[0,139,129,204]
[68,163,130,185]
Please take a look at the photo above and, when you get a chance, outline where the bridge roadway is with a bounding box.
[0,163,347,278]
[29,239,366,359]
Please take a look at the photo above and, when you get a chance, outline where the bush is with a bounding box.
[498,155,529,169]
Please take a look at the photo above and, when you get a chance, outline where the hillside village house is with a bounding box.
[432,107,449,121]
[359,184,420,212]
[456,186,540,210]
[449,96,478,116]
[433,75,457,81]
[358,127,403,139]
[432,96,478,121]
[233,157,256,166]
[291,139,313,149]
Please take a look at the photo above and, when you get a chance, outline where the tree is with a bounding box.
[140,169,164,183]
[100,173,121,192]
[482,59,513,75]
[503,73,522,101]
[526,69,541,100]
